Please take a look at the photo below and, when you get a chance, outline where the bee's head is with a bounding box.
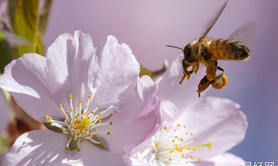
[183,44,196,63]
[165,43,196,73]
[182,44,196,70]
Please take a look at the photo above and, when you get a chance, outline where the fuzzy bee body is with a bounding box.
[209,39,250,61]
[166,1,255,96]
[185,38,250,65]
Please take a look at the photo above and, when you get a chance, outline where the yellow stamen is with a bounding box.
[45,115,53,121]
[155,143,159,148]
[181,153,185,158]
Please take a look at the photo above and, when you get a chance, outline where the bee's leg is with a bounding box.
[210,65,225,83]
[186,70,193,80]
[210,65,227,89]
[194,60,200,73]
[217,66,225,73]
[179,70,193,84]
[197,75,210,97]
[206,61,217,81]
[211,73,228,89]
[179,71,187,84]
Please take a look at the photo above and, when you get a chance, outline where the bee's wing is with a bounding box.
[199,1,228,41]
[229,21,256,45]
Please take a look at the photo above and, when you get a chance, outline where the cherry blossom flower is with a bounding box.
[0,31,161,166]
[127,56,248,166]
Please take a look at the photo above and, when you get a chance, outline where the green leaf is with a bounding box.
[0,31,12,73]
[9,0,42,57]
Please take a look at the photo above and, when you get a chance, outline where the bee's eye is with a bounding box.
[183,44,195,62]
[183,44,191,58]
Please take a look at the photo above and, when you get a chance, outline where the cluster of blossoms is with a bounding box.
[0,31,247,166]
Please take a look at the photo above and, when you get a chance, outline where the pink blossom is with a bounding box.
[127,56,248,166]
[0,31,161,165]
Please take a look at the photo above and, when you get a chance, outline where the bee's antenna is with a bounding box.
[165,45,183,50]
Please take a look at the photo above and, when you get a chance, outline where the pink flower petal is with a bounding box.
[176,97,247,159]
[157,55,205,113]
[208,153,245,166]
[101,76,161,155]
[0,54,63,121]
[46,31,99,105]
[192,153,245,166]
[2,130,125,166]
[93,35,140,107]
[0,31,99,122]
[160,100,178,122]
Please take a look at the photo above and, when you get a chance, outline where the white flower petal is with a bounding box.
[160,100,178,122]
[157,55,205,113]
[191,153,245,166]
[176,97,247,159]
[46,31,99,105]
[0,31,99,122]
[93,35,140,107]
[208,153,245,166]
[101,76,161,155]
[0,54,63,121]
[2,130,125,166]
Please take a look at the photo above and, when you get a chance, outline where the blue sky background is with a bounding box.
[44,0,278,162]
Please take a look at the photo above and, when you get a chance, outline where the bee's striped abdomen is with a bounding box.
[210,39,250,60]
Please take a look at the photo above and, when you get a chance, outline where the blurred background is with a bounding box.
[42,0,277,163]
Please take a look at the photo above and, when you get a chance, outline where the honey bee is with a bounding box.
[166,1,255,97]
